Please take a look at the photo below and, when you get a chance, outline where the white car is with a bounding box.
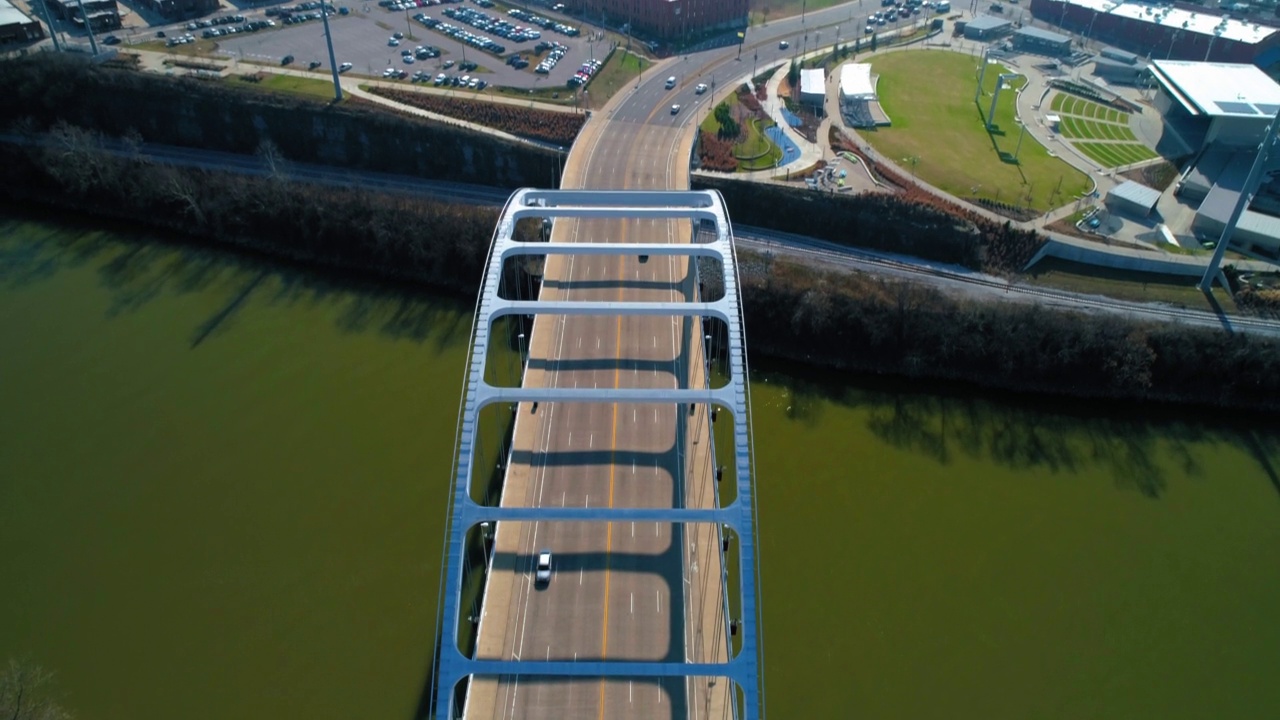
[695,83,708,94]
[388,37,400,46]
[338,62,353,72]
[535,550,552,585]
[671,103,681,114]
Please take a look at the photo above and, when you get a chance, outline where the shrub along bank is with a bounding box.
[0,54,560,188]
[2,115,1276,413]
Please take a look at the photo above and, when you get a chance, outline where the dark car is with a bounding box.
[281,55,295,65]
[102,34,120,45]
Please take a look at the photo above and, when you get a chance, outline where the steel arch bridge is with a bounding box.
[431,189,765,719]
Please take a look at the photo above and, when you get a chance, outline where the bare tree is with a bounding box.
[0,658,73,720]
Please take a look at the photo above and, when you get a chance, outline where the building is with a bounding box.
[132,0,217,21]
[1028,0,1280,65]
[964,14,1013,40]
[1150,60,1280,149]
[839,62,890,127]
[1092,56,1149,84]
[569,0,748,41]
[1013,25,1072,56]
[44,0,119,31]
[1105,180,1161,216]
[1152,61,1280,256]
[799,68,825,108]
[0,0,43,43]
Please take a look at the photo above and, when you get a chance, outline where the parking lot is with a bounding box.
[210,2,607,93]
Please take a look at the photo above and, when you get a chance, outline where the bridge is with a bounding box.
[428,83,766,717]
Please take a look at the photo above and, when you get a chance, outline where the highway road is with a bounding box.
[464,8,897,718]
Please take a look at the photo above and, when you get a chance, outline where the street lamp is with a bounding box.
[902,155,919,180]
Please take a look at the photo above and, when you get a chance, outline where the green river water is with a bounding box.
[2,213,1279,719]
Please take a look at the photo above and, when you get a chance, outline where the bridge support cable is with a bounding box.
[432,189,765,718]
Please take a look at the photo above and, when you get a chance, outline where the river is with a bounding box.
[1,212,1278,719]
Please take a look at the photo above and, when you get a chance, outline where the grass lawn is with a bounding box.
[862,50,1091,212]
[227,73,342,101]
[1077,141,1158,167]
[583,49,651,108]
[1025,257,1237,311]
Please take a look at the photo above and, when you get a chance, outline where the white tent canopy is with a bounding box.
[840,63,876,100]
[800,68,825,101]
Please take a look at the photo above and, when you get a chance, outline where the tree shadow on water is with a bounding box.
[754,358,1280,500]
[1,206,474,351]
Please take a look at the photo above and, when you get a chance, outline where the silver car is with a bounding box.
[535,550,552,585]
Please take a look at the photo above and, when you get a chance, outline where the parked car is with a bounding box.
[281,55,295,65]
[102,34,120,45]
[339,62,353,72]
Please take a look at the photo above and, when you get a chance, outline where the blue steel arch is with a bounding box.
[432,189,765,719]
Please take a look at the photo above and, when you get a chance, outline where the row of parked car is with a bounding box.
[416,14,507,55]
[532,40,569,74]
[507,7,579,36]
[442,5,541,43]
[164,33,197,46]
[185,14,245,31]
[200,19,275,39]
[565,57,601,88]
[380,0,459,12]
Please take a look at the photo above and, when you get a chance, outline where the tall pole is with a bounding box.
[1014,122,1026,161]
[1200,110,1280,292]
[39,0,62,51]
[320,3,343,101]
[975,47,989,103]
[73,0,98,55]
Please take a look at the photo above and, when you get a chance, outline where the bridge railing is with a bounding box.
[432,188,766,719]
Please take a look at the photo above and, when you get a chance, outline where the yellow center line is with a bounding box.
[598,216,628,719]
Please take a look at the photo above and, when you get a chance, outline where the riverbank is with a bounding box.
[4,128,1278,414]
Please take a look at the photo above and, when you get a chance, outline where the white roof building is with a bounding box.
[1062,0,1275,45]
[1150,60,1280,119]
[839,63,876,100]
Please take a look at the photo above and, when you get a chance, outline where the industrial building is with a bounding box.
[0,0,43,43]
[1105,180,1161,217]
[44,0,119,31]
[799,68,825,109]
[1152,60,1280,256]
[1028,0,1280,65]
[964,14,1013,40]
[568,0,748,41]
[1092,56,1149,84]
[132,0,217,21]
[1013,26,1072,56]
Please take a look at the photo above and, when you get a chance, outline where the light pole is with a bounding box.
[1014,122,1026,161]
[902,155,919,180]
[321,2,343,101]
[38,0,62,51]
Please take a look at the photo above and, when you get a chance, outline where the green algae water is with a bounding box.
[2,212,1279,719]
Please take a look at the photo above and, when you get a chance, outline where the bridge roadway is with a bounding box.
[465,89,726,720]
[465,7,878,717]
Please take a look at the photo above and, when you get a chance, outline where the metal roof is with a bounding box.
[1015,26,1071,43]
[966,14,1012,31]
[839,62,876,99]
[1107,180,1162,211]
[0,0,35,27]
[1058,0,1276,44]
[1151,60,1280,118]
[800,68,825,97]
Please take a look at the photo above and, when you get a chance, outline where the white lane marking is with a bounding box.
[579,566,583,585]
[630,592,634,615]
[657,589,661,614]
[633,408,636,423]
[631,521,635,538]
[561,491,565,507]
[578,337,582,348]
[629,680,633,704]
[597,337,601,349]
[589,432,594,448]
[568,431,573,446]
[585,494,589,507]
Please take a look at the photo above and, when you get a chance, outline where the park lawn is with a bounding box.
[228,72,342,101]
[863,50,1090,212]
